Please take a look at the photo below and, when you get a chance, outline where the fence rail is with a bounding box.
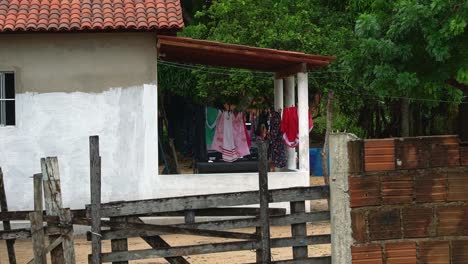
[0,136,332,264]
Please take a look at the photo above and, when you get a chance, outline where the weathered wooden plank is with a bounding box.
[60,208,76,264]
[27,236,65,264]
[31,173,46,264]
[0,209,86,221]
[248,257,331,264]
[0,207,286,221]
[184,210,195,224]
[95,186,329,218]
[256,227,262,263]
[291,201,307,260]
[29,211,46,264]
[41,157,65,264]
[90,135,102,264]
[101,235,331,262]
[129,217,190,264]
[0,167,17,263]
[33,174,44,211]
[258,140,271,263]
[97,212,330,240]
[77,218,256,240]
[110,217,128,264]
[0,228,31,240]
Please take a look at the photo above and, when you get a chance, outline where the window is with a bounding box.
[0,72,15,126]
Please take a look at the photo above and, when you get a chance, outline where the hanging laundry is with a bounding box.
[270,111,287,168]
[280,106,314,148]
[205,107,219,149]
[256,110,270,140]
[233,112,251,157]
[250,112,257,141]
[211,111,239,162]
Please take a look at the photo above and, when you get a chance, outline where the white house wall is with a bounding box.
[0,33,158,210]
[0,85,158,210]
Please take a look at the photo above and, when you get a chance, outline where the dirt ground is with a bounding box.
[1,166,329,263]
[0,223,330,263]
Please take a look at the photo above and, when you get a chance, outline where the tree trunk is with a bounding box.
[401,98,410,137]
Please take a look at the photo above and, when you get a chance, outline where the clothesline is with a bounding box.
[159,60,468,105]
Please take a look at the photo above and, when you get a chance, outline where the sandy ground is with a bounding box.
[2,159,329,264]
[0,223,330,263]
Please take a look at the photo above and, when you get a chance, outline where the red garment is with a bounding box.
[280,106,313,148]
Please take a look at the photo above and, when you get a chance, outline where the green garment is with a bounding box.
[206,107,219,147]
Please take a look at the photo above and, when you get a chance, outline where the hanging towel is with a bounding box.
[206,107,219,149]
[280,106,314,148]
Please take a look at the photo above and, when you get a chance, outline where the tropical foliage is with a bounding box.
[158,0,468,138]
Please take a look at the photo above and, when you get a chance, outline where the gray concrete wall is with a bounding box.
[329,133,358,264]
[0,32,157,93]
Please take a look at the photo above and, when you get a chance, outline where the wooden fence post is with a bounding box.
[257,140,271,263]
[0,167,17,264]
[29,211,46,264]
[184,210,195,224]
[42,157,76,264]
[60,208,76,263]
[31,173,46,264]
[42,157,65,264]
[90,135,102,264]
[110,217,128,264]
[290,201,307,259]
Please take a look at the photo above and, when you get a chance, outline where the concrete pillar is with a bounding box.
[274,78,284,111]
[284,76,296,170]
[297,71,309,173]
[329,133,358,264]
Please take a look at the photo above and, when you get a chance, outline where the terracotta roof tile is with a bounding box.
[0,0,183,32]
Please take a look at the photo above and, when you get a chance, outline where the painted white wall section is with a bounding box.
[274,78,284,111]
[0,85,158,210]
[297,71,310,173]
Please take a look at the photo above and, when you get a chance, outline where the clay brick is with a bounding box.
[437,206,465,236]
[352,210,367,243]
[349,176,381,207]
[352,244,383,264]
[447,170,468,201]
[381,173,414,205]
[369,209,401,240]
[418,241,450,264]
[402,207,433,238]
[430,135,460,167]
[395,137,430,170]
[364,139,395,172]
[384,242,417,264]
[465,206,468,236]
[461,146,468,166]
[452,240,468,264]
[414,171,447,203]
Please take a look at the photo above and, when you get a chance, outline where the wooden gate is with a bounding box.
[0,136,331,263]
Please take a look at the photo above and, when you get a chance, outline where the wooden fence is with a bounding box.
[0,136,331,264]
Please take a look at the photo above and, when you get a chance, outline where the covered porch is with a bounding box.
[155,35,335,204]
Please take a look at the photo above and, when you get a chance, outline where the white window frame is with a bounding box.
[0,72,15,126]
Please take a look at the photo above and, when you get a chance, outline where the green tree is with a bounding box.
[345,0,468,136]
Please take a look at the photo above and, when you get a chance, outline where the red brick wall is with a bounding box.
[349,135,468,263]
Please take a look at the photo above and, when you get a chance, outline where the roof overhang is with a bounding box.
[157,35,336,78]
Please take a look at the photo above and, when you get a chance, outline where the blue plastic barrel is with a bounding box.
[309,148,327,176]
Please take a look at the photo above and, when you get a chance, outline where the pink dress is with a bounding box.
[233,112,250,157]
[211,111,239,162]
[211,111,251,162]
